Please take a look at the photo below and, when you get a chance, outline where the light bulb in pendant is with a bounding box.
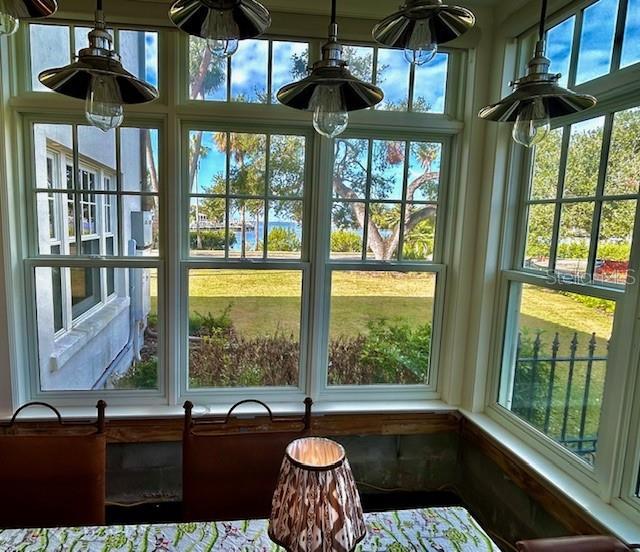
[310,85,349,139]
[512,98,551,148]
[203,9,239,59]
[85,74,124,131]
[403,18,437,65]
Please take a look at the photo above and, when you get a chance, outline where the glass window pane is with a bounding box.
[228,199,265,258]
[30,24,70,91]
[605,107,640,196]
[564,118,605,198]
[328,271,435,386]
[190,131,227,195]
[371,140,405,200]
[407,142,442,201]
[119,30,158,88]
[33,124,73,189]
[622,0,640,67]
[595,200,636,285]
[231,39,268,103]
[376,48,410,111]
[122,195,159,256]
[531,128,563,200]
[333,138,369,199]
[35,267,159,391]
[228,133,266,196]
[267,200,303,259]
[190,197,228,257]
[342,45,374,82]
[271,41,308,101]
[78,125,117,172]
[402,204,437,262]
[121,127,160,193]
[499,283,615,464]
[367,203,402,260]
[413,53,448,113]
[269,134,305,198]
[576,0,619,84]
[188,269,302,388]
[524,203,556,271]
[331,202,364,260]
[189,37,228,101]
[557,201,595,276]
[546,17,575,88]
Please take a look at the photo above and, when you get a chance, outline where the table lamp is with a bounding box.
[269,437,366,552]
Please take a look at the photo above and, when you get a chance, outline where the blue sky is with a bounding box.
[546,0,639,85]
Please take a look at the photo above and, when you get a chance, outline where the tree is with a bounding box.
[527,109,640,263]
[186,40,307,255]
[333,139,439,260]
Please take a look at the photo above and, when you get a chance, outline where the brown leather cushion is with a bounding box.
[0,434,106,528]
[516,536,631,551]
[183,430,298,522]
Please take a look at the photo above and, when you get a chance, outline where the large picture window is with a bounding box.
[497,107,640,464]
[15,16,459,405]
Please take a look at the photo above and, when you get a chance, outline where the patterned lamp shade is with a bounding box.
[269,437,366,552]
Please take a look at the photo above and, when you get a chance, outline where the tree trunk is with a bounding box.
[241,205,247,257]
[255,210,261,251]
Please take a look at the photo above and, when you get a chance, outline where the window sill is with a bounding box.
[51,297,129,370]
[462,409,640,546]
[0,399,455,421]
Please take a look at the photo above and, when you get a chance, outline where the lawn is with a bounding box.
[148,269,615,448]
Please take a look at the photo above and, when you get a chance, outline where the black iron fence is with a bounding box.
[511,331,608,462]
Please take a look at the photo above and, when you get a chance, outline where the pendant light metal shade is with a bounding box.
[373,0,475,49]
[39,54,157,104]
[478,80,596,122]
[38,11,158,105]
[168,0,271,40]
[277,65,383,112]
[0,0,57,19]
[277,0,383,114]
[479,0,595,125]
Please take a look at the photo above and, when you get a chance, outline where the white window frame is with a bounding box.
[0,16,469,409]
[485,0,640,513]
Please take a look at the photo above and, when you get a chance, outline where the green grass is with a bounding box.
[149,269,614,452]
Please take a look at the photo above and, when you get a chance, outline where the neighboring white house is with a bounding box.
[32,30,155,391]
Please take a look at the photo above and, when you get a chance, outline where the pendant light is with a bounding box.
[38,0,158,132]
[168,0,271,59]
[0,0,57,37]
[372,0,475,66]
[479,0,596,148]
[277,0,384,139]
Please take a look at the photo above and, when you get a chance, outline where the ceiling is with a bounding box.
[130,0,532,21]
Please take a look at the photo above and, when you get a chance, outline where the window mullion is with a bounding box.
[567,8,583,89]
[549,126,571,271]
[587,113,615,277]
[611,0,630,73]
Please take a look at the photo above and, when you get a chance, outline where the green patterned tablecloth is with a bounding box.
[0,506,500,551]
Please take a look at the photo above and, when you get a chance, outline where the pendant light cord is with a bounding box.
[331,0,337,26]
[538,0,548,41]
[97,0,103,11]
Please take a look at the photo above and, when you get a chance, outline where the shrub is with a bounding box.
[328,318,431,385]
[189,230,236,250]
[112,357,158,389]
[267,227,301,252]
[189,331,299,388]
[597,242,631,262]
[331,230,362,253]
[189,304,233,337]
[557,241,589,260]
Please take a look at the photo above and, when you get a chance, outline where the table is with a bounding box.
[0,506,500,551]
